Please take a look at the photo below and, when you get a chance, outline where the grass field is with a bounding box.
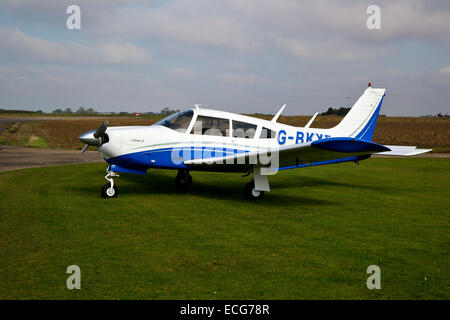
[0,158,448,299]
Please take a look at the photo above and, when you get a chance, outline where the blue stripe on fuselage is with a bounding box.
[106,146,249,170]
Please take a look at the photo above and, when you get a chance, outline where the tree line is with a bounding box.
[51,106,180,116]
[320,107,351,116]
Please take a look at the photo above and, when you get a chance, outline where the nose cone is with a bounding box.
[79,130,101,146]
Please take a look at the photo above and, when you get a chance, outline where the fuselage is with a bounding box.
[95,108,335,172]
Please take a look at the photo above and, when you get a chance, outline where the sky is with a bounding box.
[0,0,449,116]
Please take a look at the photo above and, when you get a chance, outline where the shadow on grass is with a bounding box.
[271,173,388,191]
[74,170,359,206]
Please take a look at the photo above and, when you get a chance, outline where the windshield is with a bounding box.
[154,109,194,132]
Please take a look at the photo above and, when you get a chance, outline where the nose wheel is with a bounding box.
[175,169,192,190]
[101,182,118,198]
[101,168,119,198]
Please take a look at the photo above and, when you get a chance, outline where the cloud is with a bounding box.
[91,3,260,51]
[228,0,450,43]
[169,68,197,79]
[0,1,449,116]
[0,28,151,65]
[3,1,449,54]
[439,66,450,74]
[87,0,450,60]
[217,73,271,85]
[375,0,450,41]
[1,0,258,51]
[216,72,295,91]
[275,38,392,62]
[0,64,173,111]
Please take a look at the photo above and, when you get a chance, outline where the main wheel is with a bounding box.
[101,183,118,198]
[175,170,192,190]
[244,180,264,200]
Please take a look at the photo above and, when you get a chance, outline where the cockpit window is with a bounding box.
[154,110,193,133]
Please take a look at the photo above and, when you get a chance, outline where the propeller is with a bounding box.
[94,121,108,140]
[79,121,108,154]
[81,144,89,154]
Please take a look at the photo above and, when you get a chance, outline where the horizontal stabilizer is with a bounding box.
[376,146,432,156]
[311,137,391,153]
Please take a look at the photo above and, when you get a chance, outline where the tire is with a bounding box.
[175,170,192,190]
[101,183,118,198]
[244,180,264,200]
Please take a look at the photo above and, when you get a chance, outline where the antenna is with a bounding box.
[304,112,318,129]
[271,104,286,122]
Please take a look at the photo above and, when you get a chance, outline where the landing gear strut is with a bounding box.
[175,169,192,190]
[101,167,119,198]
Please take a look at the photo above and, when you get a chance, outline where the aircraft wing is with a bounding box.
[184,138,391,172]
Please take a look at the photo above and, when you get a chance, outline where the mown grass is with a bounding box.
[0,158,448,299]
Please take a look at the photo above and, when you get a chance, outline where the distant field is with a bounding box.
[255,115,450,152]
[0,115,449,152]
[0,158,448,299]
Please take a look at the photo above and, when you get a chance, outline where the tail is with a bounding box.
[331,85,386,141]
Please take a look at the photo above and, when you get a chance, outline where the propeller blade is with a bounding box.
[80,144,89,154]
[94,121,108,138]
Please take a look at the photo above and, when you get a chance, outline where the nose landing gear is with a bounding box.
[101,167,119,198]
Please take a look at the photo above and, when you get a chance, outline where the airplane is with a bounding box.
[79,84,431,200]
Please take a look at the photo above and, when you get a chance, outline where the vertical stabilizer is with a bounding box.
[331,86,386,140]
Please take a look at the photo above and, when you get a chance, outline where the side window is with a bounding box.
[232,121,257,139]
[260,127,277,139]
[191,116,229,136]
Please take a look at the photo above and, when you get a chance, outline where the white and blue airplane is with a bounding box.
[79,84,431,200]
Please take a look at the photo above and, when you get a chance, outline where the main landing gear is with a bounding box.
[175,169,192,190]
[244,167,270,201]
[244,179,265,200]
[101,167,119,198]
